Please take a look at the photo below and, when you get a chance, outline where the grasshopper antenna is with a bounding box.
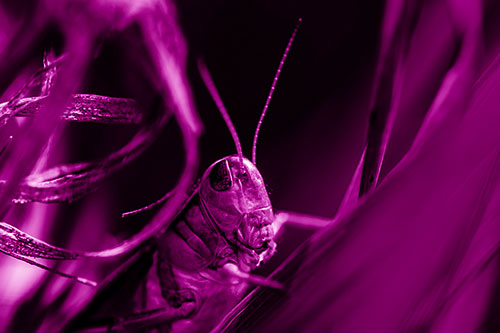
[198,59,245,166]
[252,18,301,165]
[121,190,174,218]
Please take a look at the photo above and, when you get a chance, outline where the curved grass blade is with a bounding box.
[0,94,142,125]
[0,222,78,259]
[2,251,96,287]
[12,111,170,204]
[0,222,98,287]
[359,1,417,196]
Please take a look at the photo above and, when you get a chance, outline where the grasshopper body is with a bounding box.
[64,156,277,331]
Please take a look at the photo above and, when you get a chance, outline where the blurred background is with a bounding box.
[2,0,500,331]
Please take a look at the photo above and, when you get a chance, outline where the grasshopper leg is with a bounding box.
[111,299,197,331]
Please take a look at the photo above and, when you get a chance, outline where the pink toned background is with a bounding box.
[2,0,500,331]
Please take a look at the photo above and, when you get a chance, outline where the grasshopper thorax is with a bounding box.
[199,155,274,251]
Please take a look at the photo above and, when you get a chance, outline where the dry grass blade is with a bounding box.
[0,222,78,259]
[4,94,142,125]
[358,0,417,196]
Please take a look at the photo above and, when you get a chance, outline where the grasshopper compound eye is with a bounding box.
[209,159,232,191]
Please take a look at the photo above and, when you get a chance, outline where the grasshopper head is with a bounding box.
[199,155,275,253]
